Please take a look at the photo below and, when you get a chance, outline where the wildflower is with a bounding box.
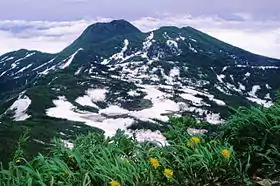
[109,180,121,186]
[191,137,201,143]
[15,159,23,166]
[221,149,231,159]
[149,157,160,168]
[69,154,74,159]
[187,136,201,147]
[163,168,173,179]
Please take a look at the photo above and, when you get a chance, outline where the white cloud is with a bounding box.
[0,18,110,54]
[0,30,68,54]
[0,15,279,59]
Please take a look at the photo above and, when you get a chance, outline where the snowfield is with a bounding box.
[46,81,225,144]
[46,96,167,143]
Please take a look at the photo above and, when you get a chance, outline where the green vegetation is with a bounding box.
[1,103,280,185]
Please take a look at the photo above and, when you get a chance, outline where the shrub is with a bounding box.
[221,105,280,179]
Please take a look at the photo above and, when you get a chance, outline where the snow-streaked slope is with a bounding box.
[101,39,130,65]
[60,48,83,69]
[1,20,279,148]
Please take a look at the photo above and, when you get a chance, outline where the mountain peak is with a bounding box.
[62,19,141,53]
[89,19,140,32]
[79,19,141,43]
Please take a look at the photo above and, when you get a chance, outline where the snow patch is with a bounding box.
[169,67,180,77]
[0,70,8,77]
[205,113,222,124]
[33,58,56,71]
[244,72,251,78]
[246,97,273,108]
[179,103,223,124]
[15,64,33,74]
[39,65,56,75]
[179,35,186,40]
[102,39,130,64]
[75,95,99,108]
[238,83,246,91]
[100,105,129,116]
[0,56,9,62]
[264,93,271,100]
[180,94,203,106]
[130,85,180,122]
[217,74,225,83]
[248,85,261,98]
[187,128,208,135]
[60,48,83,69]
[46,97,135,137]
[222,66,228,72]
[87,89,107,102]
[210,98,226,106]
[133,129,167,146]
[230,75,234,82]
[189,38,197,42]
[188,43,198,53]
[7,93,31,121]
[141,32,154,59]
[74,67,83,75]
[75,88,107,107]
[265,84,272,89]
[127,90,141,97]
[14,52,35,64]
[5,57,14,61]
[166,40,178,49]
[216,85,231,95]
[61,139,74,149]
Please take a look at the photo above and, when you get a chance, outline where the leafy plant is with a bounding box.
[1,104,280,185]
[221,105,280,179]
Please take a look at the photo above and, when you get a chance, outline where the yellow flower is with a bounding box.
[15,159,23,165]
[149,157,160,168]
[191,137,201,143]
[69,154,74,159]
[15,159,21,163]
[221,149,231,159]
[109,180,121,186]
[163,168,173,179]
[187,137,201,147]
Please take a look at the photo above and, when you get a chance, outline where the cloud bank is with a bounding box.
[0,15,279,59]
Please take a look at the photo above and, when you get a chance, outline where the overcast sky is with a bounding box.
[0,0,280,58]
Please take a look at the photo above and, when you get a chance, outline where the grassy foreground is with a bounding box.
[1,104,280,185]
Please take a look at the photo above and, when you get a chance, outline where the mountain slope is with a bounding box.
[0,20,279,161]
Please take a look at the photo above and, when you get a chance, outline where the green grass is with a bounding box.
[1,104,280,185]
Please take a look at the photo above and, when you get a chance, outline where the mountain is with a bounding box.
[0,19,279,162]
